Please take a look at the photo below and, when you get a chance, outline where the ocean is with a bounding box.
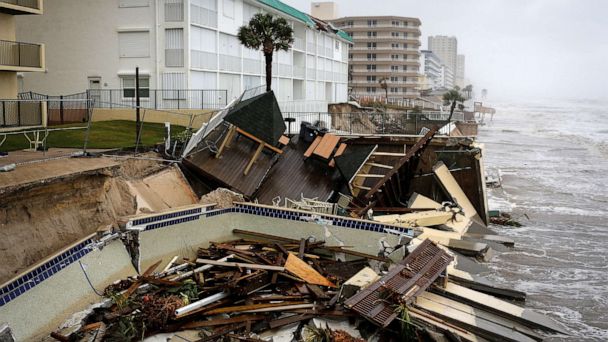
[478,99,608,341]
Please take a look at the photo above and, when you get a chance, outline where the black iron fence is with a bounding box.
[1,0,40,10]
[89,89,228,110]
[0,40,42,68]
[0,100,43,128]
[282,111,465,136]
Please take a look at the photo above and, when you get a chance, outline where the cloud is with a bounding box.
[285,0,608,100]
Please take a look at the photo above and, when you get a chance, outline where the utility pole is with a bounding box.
[135,66,141,147]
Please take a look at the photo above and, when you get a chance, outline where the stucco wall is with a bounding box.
[0,72,18,99]
[92,108,213,129]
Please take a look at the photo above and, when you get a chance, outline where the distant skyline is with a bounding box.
[285,0,608,101]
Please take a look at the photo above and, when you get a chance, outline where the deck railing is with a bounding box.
[0,40,42,68]
[281,111,464,136]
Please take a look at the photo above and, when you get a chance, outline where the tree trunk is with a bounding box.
[264,53,272,92]
[447,100,456,122]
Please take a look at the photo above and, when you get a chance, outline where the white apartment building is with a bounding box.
[420,50,442,90]
[428,35,457,75]
[440,64,454,89]
[15,0,351,112]
[456,54,465,88]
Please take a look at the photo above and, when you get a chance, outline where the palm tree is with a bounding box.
[378,77,388,101]
[238,13,294,92]
[463,84,473,99]
[443,88,465,121]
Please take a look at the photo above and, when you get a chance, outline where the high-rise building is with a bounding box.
[0,0,45,99]
[456,54,465,88]
[428,35,457,76]
[333,16,421,100]
[420,50,442,90]
[15,0,351,112]
[440,64,454,89]
[311,2,337,21]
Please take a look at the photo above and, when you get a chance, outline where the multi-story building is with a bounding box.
[0,0,45,99]
[456,54,465,88]
[332,16,421,100]
[420,50,442,90]
[15,0,351,112]
[428,35,457,76]
[311,1,337,21]
[440,64,454,89]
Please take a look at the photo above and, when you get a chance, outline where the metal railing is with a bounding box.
[0,100,43,128]
[281,111,464,136]
[89,89,227,110]
[19,91,93,126]
[0,0,39,10]
[0,40,42,68]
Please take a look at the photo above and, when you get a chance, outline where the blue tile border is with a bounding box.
[0,237,95,308]
[0,203,410,309]
[132,207,204,227]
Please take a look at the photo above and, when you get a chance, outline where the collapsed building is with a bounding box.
[0,91,567,341]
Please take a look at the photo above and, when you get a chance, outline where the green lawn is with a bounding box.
[1,120,187,152]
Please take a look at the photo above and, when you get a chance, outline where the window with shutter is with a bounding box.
[118,31,150,58]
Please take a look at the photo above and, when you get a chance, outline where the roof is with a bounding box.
[255,0,353,43]
[224,91,286,146]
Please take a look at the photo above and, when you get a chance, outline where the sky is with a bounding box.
[283,0,608,101]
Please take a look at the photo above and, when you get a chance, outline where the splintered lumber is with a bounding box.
[435,282,567,334]
[374,210,454,227]
[408,307,483,342]
[413,295,538,342]
[195,258,285,272]
[284,254,336,287]
[232,229,389,262]
[205,302,309,315]
[303,136,322,158]
[408,193,443,210]
[181,315,266,329]
[365,126,438,199]
[448,268,527,301]
[433,162,482,226]
[463,233,515,247]
[269,314,315,329]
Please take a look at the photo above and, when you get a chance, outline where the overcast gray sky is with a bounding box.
[284,0,608,101]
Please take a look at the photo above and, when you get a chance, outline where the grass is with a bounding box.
[0,120,187,152]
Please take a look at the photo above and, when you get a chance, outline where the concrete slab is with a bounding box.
[0,148,111,165]
[0,157,119,195]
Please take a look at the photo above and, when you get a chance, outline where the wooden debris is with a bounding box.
[284,254,336,288]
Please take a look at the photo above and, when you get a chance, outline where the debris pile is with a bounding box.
[50,229,565,342]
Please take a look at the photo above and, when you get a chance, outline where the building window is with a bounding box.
[367,75,376,82]
[367,20,377,27]
[367,53,376,60]
[367,31,377,37]
[391,54,399,60]
[348,53,353,59]
[367,42,376,49]
[391,32,399,37]
[366,64,376,70]
[366,87,377,93]
[391,43,399,48]
[390,87,399,93]
[121,76,150,98]
[118,30,150,58]
[391,20,400,26]
[403,77,407,82]
[390,76,398,82]
[391,65,399,71]
[347,20,353,26]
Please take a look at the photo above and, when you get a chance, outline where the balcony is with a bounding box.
[0,40,45,72]
[0,0,42,14]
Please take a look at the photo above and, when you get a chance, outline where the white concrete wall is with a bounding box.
[15,0,350,112]
[16,0,158,94]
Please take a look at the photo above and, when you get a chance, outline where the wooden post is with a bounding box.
[216,125,236,158]
[244,142,264,175]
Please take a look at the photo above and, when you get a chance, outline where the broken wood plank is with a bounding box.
[205,302,309,315]
[365,162,393,169]
[284,254,336,287]
[303,136,322,158]
[269,314,314,329]
[244,142,265,176]
[181,315,266,329]
[195,258,285,272]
